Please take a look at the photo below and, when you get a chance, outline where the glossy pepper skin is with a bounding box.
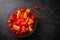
[7,7,35,35]
[34,5,39,10]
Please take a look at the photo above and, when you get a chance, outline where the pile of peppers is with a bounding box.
[7,7,35,35]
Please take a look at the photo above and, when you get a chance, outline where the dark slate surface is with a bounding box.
[0,0,59,40]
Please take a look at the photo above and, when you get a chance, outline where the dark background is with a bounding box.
[0,0,59,40]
